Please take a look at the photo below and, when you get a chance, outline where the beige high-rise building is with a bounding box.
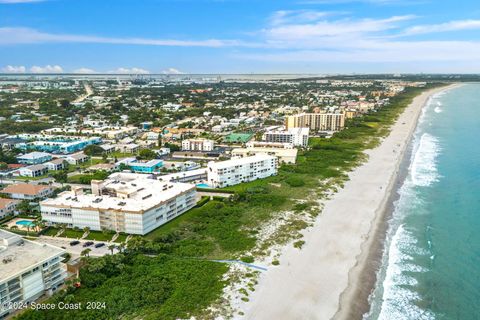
[285,113,345,132]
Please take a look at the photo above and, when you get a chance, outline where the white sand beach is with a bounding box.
[240,85,457,320]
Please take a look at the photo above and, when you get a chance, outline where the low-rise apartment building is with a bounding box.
[16,152,52,165]
[207,155,278,188]
[116,158,163,173]
[0,230,66,319]
[44,158,66,171]
[18,164,48,177]
[40,173,198,235]
[62,153,89,165]
[0,199,19,218]
[181,138,214,152]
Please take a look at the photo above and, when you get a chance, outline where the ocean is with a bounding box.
[365,83,480,320]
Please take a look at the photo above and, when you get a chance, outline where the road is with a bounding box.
[73,83,93,103]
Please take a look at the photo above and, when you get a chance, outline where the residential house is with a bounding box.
[1,183,54,200]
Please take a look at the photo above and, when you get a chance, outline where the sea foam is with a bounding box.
[410,133,440,187]
[377,225,434,320]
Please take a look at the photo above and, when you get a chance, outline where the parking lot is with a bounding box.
[36,236,119,259]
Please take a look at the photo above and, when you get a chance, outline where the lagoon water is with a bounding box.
[365,84,480,320]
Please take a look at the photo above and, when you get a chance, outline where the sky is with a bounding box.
[1,0,480,74]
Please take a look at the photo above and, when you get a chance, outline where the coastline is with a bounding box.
[239,84,459,320]
[333,83,462,320]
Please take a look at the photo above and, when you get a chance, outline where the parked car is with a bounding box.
[83,241,94,247]
[69,241,80,246]
[94,243,105,248]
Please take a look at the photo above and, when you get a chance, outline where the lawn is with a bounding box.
[43,227,124,242]
[66,158,105,173]
[108,151,138,159]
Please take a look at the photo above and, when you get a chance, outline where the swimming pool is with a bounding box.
[16,220,35,227]
[196,183,210,188]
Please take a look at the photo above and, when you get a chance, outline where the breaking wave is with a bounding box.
[409,133,441,187]
[377,225,434,320]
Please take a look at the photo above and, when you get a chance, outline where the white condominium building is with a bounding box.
[181,138,214,152]
[207,155,278,188]
[231,147,298,164]
[0,230,66,319]
[285,113,345,132]
[262,127,310,147]
[246,141,294,149]
[40,173,198,235]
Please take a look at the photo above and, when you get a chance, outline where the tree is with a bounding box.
[17,200,34,215]
[137,148,157,160]
[107,244,116,255]
[163,143,180,152]
[80,248,91,259]
[84,145,105,156]
[52,170,68,183]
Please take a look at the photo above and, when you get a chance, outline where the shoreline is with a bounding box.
[333,83,462,320]
[239,84,458,320]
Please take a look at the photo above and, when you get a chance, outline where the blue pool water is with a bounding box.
[16,220,35,227]
[196,183,210,188]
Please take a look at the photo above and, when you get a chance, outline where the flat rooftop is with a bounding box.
[41,175,195,213]
[232,147,298,157]
[208,154,276,170]
[0,230,64,282]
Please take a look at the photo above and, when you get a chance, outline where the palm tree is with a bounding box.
[80,248,91,259]
[108,244,116,255]
[100,227,108,236]
[118,242,125,253]
[36,219,46,231]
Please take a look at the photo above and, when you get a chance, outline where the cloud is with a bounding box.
[2,65,26,73]
[403,20,480,36]
[0,0,45,3]
[263,15,415,42]
[269,10,335,26]
[161,68,184,74]
[108,67,150,74]
[73,67,96,74]
[30,65,63,73]
[0,27,245,47]
[235,12,480,65]
[237,40,480,63]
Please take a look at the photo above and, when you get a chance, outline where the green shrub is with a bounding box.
[285,176,305,187]
[240,256,254,263]
[293,240,305,249]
